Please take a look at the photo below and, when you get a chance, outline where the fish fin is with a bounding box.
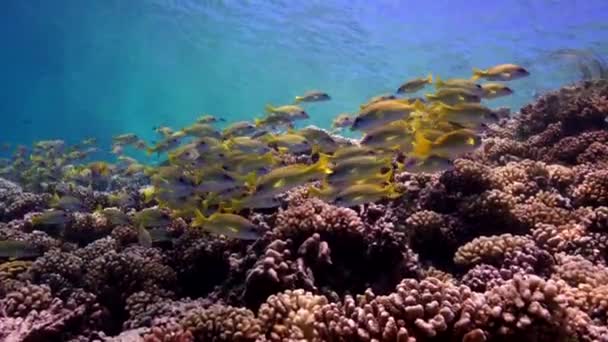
[277,147,289,155]
[427,74,433,83]
[425,93,437,100]
[413,130,432,157]
[314,153,333,174]
[145,147,154,156]
[471,68,485,80]
[254,118,263,127]
[49,193,61,207]
[192,209,208,228]
[264,104,275,113]
[435,75,443,88]
[294,96,303,104]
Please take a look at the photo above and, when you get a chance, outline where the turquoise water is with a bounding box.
[1,0,607,157]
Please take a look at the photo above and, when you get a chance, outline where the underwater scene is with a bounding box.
[2,0,608,341]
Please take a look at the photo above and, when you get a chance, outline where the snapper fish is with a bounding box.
[403,155,454,173]
[413,129,482,158]
[472,64,530,81]
[397,74,433,94]
[352,99,425,132]
[294,90,331,104]
[480,83,514,99]
[193,210,260,240]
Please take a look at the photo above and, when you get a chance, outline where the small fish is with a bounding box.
[402,155,454,173]
[99,207,131,225]
[397,74,433,93]
[31,210,70,226]
[111,144,124,155]
[360,93,397,109]
[435,76,483,95]
[133,208,172,228]
[81,138,97,146]
[331,146,376,163]
[413,129,481,158]
[196,114,225,124]
[431,102,499,127]
[181,123,221,138]
[294,90,331,104]
[229,193,281,211]
[299,126,341,153]
[352,99,425,132]
[360,120,414,151]
[112,133,139,145]
[224,137,271,155]
[34,140,65,151]
[0,240,42,260]
[193,210,260,240]
[257,105,309,128]
[49,194,84,212]
[328,155,393,185]
[154,126,174,138]
[332,114,355,129]
[263,133,311,154]
[251,153,332,197]
[222,121,259,138]
[147,135,183,155]
[481,83,514,99]
[472,64,530,81]
[222,152,277,175]
[195,167,241,193]
[332,182,401,207]
[425,88,481,105]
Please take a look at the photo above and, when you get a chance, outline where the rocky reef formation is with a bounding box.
[2,80,608,341]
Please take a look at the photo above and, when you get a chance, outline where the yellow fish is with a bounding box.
[425,88,481,105]
[263,133,311,154]
[193,210,260,240]
[181,123,221,138]
[397,74,433,93]
[294,90,331,104]
[196,114,225,124]
[402,155,454,173]
[360,93,397,109]
[250,153,332,197]
[435,76,483,95]
[331,114,355,129]
[222,121,258,138]
[413,129,481,158]
[472,64,529,81]
[328,155,393,185]
[352,99,425,132]
[331,182,401,207]
[481,83,514,99]
[360,120,414,151]
[431,102,499,127]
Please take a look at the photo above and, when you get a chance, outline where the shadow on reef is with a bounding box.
[2,80,608,341]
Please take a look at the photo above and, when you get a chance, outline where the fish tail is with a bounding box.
[471,68,485,80]
[426,73,433,83]
[192,209,207,228]
[314,153,333,175]
[145,147,154,156]
[254,118,263,127]
[264,104,275,113]
[425,93,437,101]
[435,75,443,88]
[412,130,432,157]
[294,96,303,104]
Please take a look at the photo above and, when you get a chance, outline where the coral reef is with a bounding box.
[2,80,608,341]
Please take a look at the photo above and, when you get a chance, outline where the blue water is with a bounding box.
[1,0,607,157]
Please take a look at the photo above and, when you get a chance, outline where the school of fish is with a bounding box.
[0,64,528,251]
